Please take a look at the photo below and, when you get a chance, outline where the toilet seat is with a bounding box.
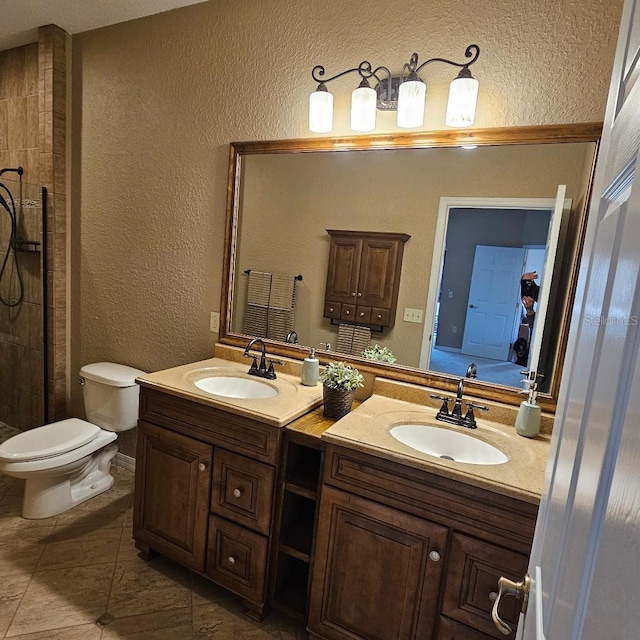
[0,419,101,462]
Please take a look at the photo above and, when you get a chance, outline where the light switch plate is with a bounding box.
[210,312,220,332]
[403,308,423,323]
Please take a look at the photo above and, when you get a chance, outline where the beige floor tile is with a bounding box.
[117,525,142,562]
[0,526,54,576]
[100,607,192,640]
[4,623,102,639]
[6,563,115,637]
[37,524,122,571]
[193,599,282,639]
[191,572,238,606]
[0,491,59,530]
[53,491,130,530]
[0,574,31,637]
[107,556,192,619]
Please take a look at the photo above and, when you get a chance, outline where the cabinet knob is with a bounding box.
[489,591,498,602]
[329,308,334,312]
[357,292,362,297]
[351,292,356,296]
[377,314,382,319]
[359,312,365,317]
[198,462,207,472]
[227,556,236,566]
[232,487,243,498]
[429,550,441,562]
[345,310,350,315]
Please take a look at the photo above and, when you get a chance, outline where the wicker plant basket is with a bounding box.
[322,385,356,419]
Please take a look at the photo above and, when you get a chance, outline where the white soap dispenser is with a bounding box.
[515,374,541,438]
[301,347,320,386]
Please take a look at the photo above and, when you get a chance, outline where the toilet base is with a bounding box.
[22,442,118,519]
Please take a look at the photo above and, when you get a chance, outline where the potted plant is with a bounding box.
[320,361,364,419]
[362,343,397,363]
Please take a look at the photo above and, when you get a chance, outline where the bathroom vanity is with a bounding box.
[132,355,549,638]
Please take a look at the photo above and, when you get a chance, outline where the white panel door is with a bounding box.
[461,245,524,360]
[510,2,640,639]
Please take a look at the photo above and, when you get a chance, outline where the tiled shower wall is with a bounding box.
[0,27,68,429]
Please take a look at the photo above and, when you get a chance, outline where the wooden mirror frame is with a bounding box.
[219,123,602,412]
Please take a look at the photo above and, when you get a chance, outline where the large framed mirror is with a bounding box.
[220,124,601,411]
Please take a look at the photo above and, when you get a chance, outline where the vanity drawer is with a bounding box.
[371,307,390,325]
[441,533,527,638]
[211,448,275,535]
[206,515,268,605]
[355,305,371,323]
[340,303,356,320]
[324,301,342,319]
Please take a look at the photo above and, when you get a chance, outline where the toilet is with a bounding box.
[0,362,145,519]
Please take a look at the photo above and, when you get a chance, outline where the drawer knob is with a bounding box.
[198,462,207,472]
[489,591,498,602]
[429,550,441,562]
[329,308,334,312]
[345,310,350,315]
[232,488,243,498]
[227,556,236,566]
[359,312,365,317]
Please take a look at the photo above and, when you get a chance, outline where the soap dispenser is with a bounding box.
[515,374,541,438]
[301,347,320,386]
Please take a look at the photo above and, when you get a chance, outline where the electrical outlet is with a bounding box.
[448,289,453,299]
[403,308,424,323]
[452,325,457,334]
[210,312,220,333]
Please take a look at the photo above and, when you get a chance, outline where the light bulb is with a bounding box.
[446,71,479,128]
[309,86,334,133]
[350,84,377,132]
[397,79,426,129]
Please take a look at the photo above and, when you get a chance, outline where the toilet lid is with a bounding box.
[0,419,101,462]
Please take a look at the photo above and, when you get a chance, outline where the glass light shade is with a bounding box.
[397,79,426,128]
[309,89,334,133]
[350,85,377,132]
[446,75,479,128]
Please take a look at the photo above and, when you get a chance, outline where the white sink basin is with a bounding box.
[390,424,508,466]
[194,376,278,399]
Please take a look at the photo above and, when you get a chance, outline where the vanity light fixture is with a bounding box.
[309,44,480,134]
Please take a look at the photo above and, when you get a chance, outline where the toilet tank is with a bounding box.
[79,362,147,432]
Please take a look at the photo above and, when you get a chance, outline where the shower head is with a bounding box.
[0,166,23,177]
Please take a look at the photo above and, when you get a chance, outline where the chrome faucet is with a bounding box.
[243,338,283,380]
[430,362,488,429]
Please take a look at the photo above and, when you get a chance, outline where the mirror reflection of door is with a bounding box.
[461,245,525,360]
[422,194,568,387]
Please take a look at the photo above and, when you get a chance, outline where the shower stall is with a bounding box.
[0,168,48,437]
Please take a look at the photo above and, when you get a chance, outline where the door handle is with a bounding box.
[492,574,530,635]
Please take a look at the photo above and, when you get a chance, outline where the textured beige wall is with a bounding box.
[70,0,622,416]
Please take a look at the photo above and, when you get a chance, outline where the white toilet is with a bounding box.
[0,362,145,519]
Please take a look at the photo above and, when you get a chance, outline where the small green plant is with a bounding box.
[320,361,364,391]
[362,344,397,363]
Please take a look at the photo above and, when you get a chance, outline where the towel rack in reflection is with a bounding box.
[244,269,303,281]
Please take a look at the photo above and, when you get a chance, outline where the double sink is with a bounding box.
[190,371,508,467]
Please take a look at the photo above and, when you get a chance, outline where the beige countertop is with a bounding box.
[136,357,323,427]
[322,394,550,504]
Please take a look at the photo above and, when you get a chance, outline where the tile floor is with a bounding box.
[0,466,308,639]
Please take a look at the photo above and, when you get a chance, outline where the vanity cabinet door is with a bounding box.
[308,486,448,640]
[325,235,362,304]
[133,420,213,572]
[441,533,528,638]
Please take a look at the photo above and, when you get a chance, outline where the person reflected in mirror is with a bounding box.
[520,271,539,333]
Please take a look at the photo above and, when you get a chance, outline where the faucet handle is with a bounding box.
[266,358,284,379]
[466,401,489,412]
[464,401,489,428]
[430,394,451,416]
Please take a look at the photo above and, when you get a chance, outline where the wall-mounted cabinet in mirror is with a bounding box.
[220,124,601,410]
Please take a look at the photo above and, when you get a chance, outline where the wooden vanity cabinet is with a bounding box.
[324,230,410,328]
[133,386,281,617]
[307,445,537,640]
